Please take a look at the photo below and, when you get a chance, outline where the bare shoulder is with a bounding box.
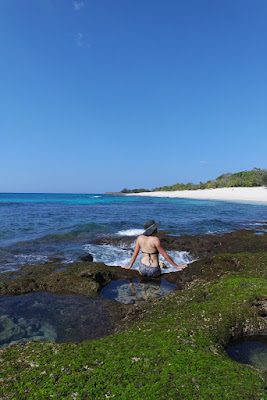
[137,235,145,242]
[152,236,160,245]
[138,235,159,245]
[136,235,144,245]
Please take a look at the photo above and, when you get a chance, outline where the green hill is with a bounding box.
[153,168,267,191]
[121,168,267,193]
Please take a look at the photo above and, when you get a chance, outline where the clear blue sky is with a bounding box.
[1,0,266,193]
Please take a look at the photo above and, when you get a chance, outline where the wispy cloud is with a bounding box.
[75,32,91,49]
[75,32,83,47]
[200,160,210,165]
[73,1,85,11]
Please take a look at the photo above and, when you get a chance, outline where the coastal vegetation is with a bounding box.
[120,188,150,193]
[121,168,267,193]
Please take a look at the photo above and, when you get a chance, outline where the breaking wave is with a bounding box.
[116,229,144,236]
[83,243,195,274]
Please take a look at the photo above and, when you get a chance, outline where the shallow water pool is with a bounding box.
[0,293,111,347]
[100,278,178,304]
[227,336,267,370]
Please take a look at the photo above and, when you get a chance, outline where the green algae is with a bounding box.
[0,253,266,399]
[0,262,140,298]
[0,253,267,400]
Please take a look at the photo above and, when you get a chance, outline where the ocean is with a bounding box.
[0,193,266,274]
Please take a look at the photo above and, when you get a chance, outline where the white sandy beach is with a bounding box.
[127,187,267,204]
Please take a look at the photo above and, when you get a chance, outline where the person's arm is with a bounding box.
[155,238,188,270]
[121,238,141,269]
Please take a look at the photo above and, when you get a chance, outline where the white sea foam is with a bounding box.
[0,265,20,273]
[84,244,134,267]
[0,254,50,273]
[14,254,49,264]
[117,240,137,249]
[116,229,144,236]
[83,244,195,273]
[207,229,229,235]
[246,222,267,226]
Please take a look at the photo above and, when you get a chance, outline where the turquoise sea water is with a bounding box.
[0,193,266,273]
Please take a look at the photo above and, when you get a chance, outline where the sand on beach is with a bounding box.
[126,187,267,203]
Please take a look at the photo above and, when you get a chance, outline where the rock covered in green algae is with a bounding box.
[0,235,266,399]
[163,251,267,288]
[1,229,266,299]
[0,261,140,298]
[0,256,266,399]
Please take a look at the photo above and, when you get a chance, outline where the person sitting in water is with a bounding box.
[121,220,188,277]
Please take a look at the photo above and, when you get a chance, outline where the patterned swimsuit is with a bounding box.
[139,250,161,277]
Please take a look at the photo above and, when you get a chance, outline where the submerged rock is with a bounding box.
[0,314,57,347]
[0,315,25,344]
[0,292,118,347]
[100,278,178,304]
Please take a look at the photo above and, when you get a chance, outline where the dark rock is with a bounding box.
[95,229,267,259]
[163,252,267,289]
[79,253,93,262]
[0,262,139,298]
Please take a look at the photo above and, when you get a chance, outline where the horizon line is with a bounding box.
[0,192,107,195]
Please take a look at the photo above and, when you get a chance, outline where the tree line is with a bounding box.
[121,168,267,193]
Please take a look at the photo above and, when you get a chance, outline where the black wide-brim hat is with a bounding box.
[143,220,161,236]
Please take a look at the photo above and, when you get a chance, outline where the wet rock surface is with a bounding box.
[0,230,266,301]
[0,263,137,335]
[165,251,267,287]
[0,271,266,399]
[0,232,266,400]
[96,229,267,259]
[0,262,139,298]
[0,230,266,346]
[79,253,93,262]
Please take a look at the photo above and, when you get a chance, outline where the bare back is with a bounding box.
[138,235,159,267]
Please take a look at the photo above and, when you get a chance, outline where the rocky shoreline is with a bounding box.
[0,230,265,295]
[0,229,266,330]
[0,229,266,399]
[95,228,267,259]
